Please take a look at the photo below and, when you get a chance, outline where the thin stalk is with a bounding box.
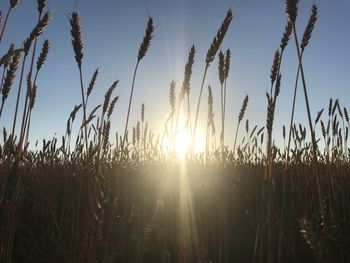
[220,82,224,150]
[193,64,209,140]
[170,110,174,146]
[23,71,38,146]
[278,53,296,262]
[19,13,42,148]
[173,93,186,155]
[266,51,284,179]
[0,8,12,46]
[186,92,192,135]
[0,68,6,94]
[292,23,325,223]
[266,46,286,263]
[205,123,209,162]
[233,122,240,157]
[23,69,39,146]
[341,116,346,160]
[286,56,302,168]
[0,99,5,119]
[122,60,140,154]
[98,101,108,158]
[11,55,27,141]
[79,66,89,154]
[223,78,227,141]
[174,96,184,144]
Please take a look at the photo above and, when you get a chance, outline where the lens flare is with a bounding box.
[172,129,205,159]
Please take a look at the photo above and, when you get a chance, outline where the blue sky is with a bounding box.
[1,0,349,148]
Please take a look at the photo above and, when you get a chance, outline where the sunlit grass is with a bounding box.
[162,118,205,160]
[1,1,349,263]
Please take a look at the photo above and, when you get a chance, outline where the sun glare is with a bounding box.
[175,129,191,159]
[162,128,205,159]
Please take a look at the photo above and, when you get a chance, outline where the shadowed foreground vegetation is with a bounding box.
[1,0,350,262]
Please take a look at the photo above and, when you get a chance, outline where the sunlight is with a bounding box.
[161,124,205,159]
[174,129,205,159]
[175,129,191,159]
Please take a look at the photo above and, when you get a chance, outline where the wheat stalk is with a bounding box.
[23,39,50,146]
[169,80,176,147]
[206,85,214,161]
[218,50,225,150]
[287,0,325,227]
[70,12,89,154]
[122,17,154,155]
[193,9,233,142]
[0,0,20,45]
[223,48,230,146]
[175,45,195,141]
[86,68,98,106]
[184,45,195,135]
[0,43,16,95]
[99,81,118,157]
[11,12,50,146]
[233,95,248,157]
[19,8,49,149]
[0,50,21,120]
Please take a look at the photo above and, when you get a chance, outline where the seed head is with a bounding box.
[87,68,99,98]
[285,0,299,24]
[70,12,84,68]
[103,81,118,114]
[270,50,280,85]
[2,51,21,101]
[224,48,231,79]
[239,95,249,123]
[0,44,16,68]
[182,45,195,95]
[36,39,49,71]
[37,0,46,14]
[280,20,293,51]
[300,4,318,51]
[138,17,154,61]
[218,50,225,85]
[169,81,176,113]
[107,96,119,120]
[10,0,20,8]
[206,9,233,65]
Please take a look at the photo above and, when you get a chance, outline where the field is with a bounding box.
[0,0,350,262]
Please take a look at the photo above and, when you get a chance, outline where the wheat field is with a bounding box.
[0,0,350,262]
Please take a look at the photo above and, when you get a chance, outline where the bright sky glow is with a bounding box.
[1,0,349,149]
[162,116,205,159]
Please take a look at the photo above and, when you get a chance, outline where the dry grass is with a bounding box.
[0,1,349,263]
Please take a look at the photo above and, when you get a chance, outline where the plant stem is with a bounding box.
[79,66,89,154]
[11,55,27,142]
[286,54,303,168]
[193,64,209,141]
[233,121,240,158]
[220,82,224,150]
[186,92,192,136]
[292,23,325,224]
[0,8,12,46]
[122,60,140,155]
[19,14,42,149]
[0,68,6,95]
[266,51,284,179]
[0,100,5,120]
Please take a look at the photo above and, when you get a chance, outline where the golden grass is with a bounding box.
[0,1,349,263]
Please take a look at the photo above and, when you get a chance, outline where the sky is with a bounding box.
[0,0,349,149]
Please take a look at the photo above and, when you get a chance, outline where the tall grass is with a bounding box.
[193,9,233,142]
[0,2,349,263]
[122,17,154,155]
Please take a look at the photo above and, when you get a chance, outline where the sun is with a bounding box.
[174,129,191,159]
[162,128,205,160]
